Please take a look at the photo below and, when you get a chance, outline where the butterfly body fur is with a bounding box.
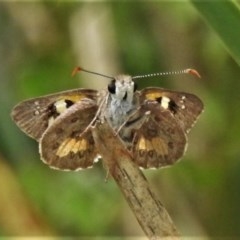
[11,75,203,170]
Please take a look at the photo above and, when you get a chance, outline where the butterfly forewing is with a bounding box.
[40,99,98,170]
[11,89,98,141]
[140,88,204,133]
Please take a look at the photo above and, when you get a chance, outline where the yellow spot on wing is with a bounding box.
[72,138,87,153]
[152,137,168,155]
[137,136,168,155]
[137,136,152,150]
[138,136,147,149]
[56,138,88,157]
[145,92,164,100]
[71,139,81,154]
[58,94,88,103]
[56,138,69,157]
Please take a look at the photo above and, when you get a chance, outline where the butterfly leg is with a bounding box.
[115,106,151,136]
[117,108,152,150]
[79,97,106,137]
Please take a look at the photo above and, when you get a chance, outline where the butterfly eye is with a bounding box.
[108,79,116,94]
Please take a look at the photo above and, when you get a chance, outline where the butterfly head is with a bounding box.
[108,75,137,102]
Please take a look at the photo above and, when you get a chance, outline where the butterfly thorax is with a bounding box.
[104,75,137,129]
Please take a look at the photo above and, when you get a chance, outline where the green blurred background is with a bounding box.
[1,1,240,238]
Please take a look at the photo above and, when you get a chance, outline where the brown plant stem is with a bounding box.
[91,122,180,239]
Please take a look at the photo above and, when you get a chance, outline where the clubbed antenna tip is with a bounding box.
[71,66,113,79]
[185,68,201,78]
[71,66,82,77]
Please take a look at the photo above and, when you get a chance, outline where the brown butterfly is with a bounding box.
[11,67,203,170]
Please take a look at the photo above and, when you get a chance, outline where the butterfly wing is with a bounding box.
[11,89,98,141]
[131,88,203,168]
[131,101,187,168]
[140,87,204,132]
[40,98,99,170]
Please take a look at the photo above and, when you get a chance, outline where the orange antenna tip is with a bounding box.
[71,66,113,79]
[71,66,82,77]
[186,68,201,78]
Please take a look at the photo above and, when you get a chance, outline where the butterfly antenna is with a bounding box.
[72,66,114,79]
[132,68,201,80]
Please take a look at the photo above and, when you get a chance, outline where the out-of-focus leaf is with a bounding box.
[191,1,240,65]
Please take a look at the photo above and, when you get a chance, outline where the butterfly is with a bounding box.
[11,67,204,170]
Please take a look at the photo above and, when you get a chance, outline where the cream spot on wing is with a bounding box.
[180,95,186,105]
[94,155,101,163]
[54,99,67,114]
[161,96,170,109]
[34,101,41,115]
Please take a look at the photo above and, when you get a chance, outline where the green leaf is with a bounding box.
[191,0,240,65]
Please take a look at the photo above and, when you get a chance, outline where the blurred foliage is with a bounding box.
[192,0,240,65]
[0,1,240,238]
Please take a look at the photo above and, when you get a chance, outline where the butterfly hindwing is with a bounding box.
[40,99,98,170]
[132,100,187,168]
[11,89,98,141]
